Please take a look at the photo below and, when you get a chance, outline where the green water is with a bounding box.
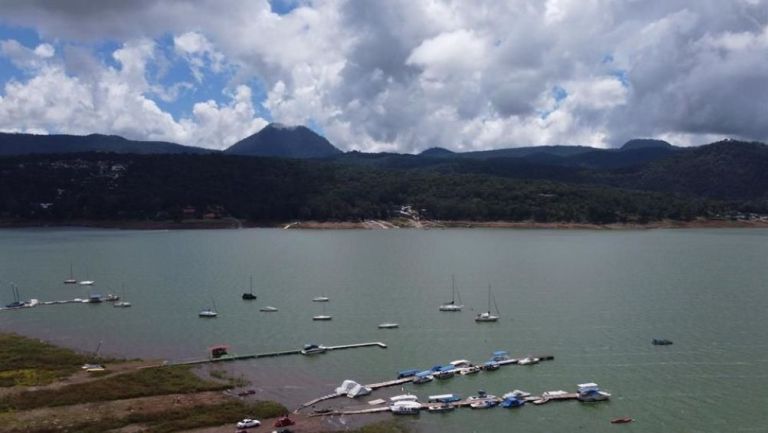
[1,228,767,432]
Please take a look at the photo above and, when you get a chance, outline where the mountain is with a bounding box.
[225,123,342,158]
[419,147,454,157]
[459,145,596,159]
[620,138,673,151]
[0,132,211,155]
[612,140,768,200]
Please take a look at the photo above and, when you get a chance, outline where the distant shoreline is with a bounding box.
[2,217,768,230]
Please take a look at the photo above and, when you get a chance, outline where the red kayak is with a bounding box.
[611,417,634,424]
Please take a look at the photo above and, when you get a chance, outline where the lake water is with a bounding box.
[1,228,767,433]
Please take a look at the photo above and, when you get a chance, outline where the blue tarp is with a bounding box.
[397,369,420,378]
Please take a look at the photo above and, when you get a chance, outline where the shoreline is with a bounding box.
[0,331,397,433]
[1,218,768,231]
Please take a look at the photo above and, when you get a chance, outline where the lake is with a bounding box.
[1,228,767,432]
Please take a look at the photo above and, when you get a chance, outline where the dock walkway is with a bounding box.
[167,341,388,367]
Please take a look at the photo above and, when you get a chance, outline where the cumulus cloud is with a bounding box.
[0,38,268,149]
[0,0,767,151]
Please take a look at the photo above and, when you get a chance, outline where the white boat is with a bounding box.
[449,359,472,368]
[198,308,217,318]
[64,264,77,284]
[199,298,218,318]
[518,356,539,365]
[390,394,419,403]
[577,382,611,402]
[438,275,463,311]
[113,285,131,307]
[390,401,421,415]
[459,365,480,375]
[312,295,329,302]
[468,392,499,409]
[475,284,499,322]
[427,403,455,413]
[260,306,278,312]
[313,303,332,320]
[503,390,531,399]
[79,280,95,286]
[378,323,399,329]
[301,344,327,355]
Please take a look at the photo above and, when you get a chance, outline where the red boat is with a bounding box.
[611,417,633,424]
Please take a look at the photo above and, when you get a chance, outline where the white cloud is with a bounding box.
[0,0,767,151]
[173,31,225,82]
[0,38,268,149]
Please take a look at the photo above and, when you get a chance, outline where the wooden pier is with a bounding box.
[167,341,388,367]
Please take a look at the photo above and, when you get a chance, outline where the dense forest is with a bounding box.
[0,152,737,225]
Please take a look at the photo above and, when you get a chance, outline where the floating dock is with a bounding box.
[310,392,583,416]
[166,342,388,367]
[297,353,554,411]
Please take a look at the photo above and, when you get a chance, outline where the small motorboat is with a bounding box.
[104,293,120,302]
[652,338,673,345]
[312,314,332,321]
[390,401,421,415]
[79,280,95,286]
[501,397,525,408]
[260,306,278,312]
[412,371,433,384]
[611,417,633,424]
[518,356,539,365]
[113,301,132,308]
[482,361,500,371]
[378,323,399,329]
[390,394,419,403]
[459,365,481,375]
[434,370,455,380]
[312,296,329,302]
[300,344,327,355]
[470,399,498,409]
[427,403,455,413]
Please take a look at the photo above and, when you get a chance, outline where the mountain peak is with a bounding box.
[225,123,341,158]
[419,147,455,157]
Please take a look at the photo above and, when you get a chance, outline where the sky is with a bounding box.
[0,0,766,152]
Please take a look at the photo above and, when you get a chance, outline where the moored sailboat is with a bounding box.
[313,302,332,320]
[475,284,499,322]
[199,298,218,318]
[242,276,257,300]
[64,264,77,284]
[439,275,463,312]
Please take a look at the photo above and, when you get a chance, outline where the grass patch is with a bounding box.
[0,333,92,387]
[16,400,288,433]
[0,366,230,411]
[132,400,288,433]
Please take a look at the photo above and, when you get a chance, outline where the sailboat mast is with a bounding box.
[487,284,492,313]
[249,276,254,295]
[451,275,456,303]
